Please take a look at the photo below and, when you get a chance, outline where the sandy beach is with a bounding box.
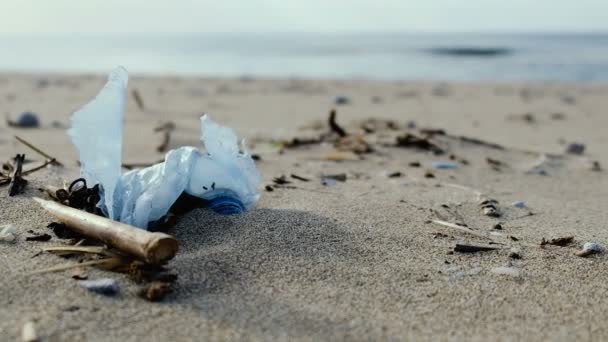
[1,73,608,341]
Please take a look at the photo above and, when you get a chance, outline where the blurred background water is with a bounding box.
[1,33,607,81]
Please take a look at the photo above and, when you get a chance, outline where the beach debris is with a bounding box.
[290,174,310,182]
[359,118,399,133]
[132,89,145,110]
[575,242,606,257]
[424,171,435,178]
[34,198,178,264]
[154,121,176,152]
[334,95,350,105]
[431,220,495,240]
[8,111,39,128]
[272,175,291,185]
[139,281,172,302]
[323,152,360,161]
[512,201,526,209]
[335,134,373,154]
[265,185,274,192]
[589,160,602,172]
[0,224,17,242]
[25,232,52,242]
[322,173,347,182]
[493,223,503,230]
[21,321,38,342]
[4,154,28,196]
[479,199,501,218]
[70,267,89,280]
[68,67,260,228]
[328,109,347,137]
[509,248,522,259]
[14,135,63,167]
[387,171,402,178]
[396,133,444,155]
[565,142,585,155]
[540,236,574,247]
[491,266,521,278]
[486,157,505,171]
[431,161,458,170]
[79,278,120,296]
[454,243,498,253]
[409,161,421,168]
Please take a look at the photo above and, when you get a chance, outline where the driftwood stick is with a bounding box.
[33,197,178,264]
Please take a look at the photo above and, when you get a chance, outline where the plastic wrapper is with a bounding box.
[69,67,260,229]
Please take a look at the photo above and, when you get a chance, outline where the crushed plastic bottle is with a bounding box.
[69,67,260,229]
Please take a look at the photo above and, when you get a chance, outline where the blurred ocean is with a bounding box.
[1,33,607,81]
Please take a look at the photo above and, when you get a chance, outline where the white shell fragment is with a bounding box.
[0,224,17,242]
[69,67,260,229]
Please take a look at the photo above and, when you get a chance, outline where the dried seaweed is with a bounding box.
[396,133,444,155]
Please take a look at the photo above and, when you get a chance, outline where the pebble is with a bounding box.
[334,95,351,105]
[565,143,585,155]
[79,278,120,296]
[0,224,17,242]
[9,111,39,128]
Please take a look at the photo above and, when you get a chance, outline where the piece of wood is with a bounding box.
[454,243,499,253]
[33,198,178,264]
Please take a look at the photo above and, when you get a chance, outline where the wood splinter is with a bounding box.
[33,197,178,264]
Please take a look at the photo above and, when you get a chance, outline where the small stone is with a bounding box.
[0,224,17,243]
[493,223,503,230]
[482,206,501,218]
[387,171,402,178]
[334,95,351,105]
[79,278,120,296]
[9,111,39,128]
[565,143,585,155]
[509,248,522,259]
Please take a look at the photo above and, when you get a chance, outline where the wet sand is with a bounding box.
[0,73,607,341]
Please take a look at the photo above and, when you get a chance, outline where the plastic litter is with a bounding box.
[69,67,260,229]
[431,161,458,170]
[512,201,526,209]
[79,278,120,296]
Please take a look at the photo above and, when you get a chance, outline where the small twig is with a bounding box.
[454,243,500,253]
[132,89,145,110]
[28,257,122,275]
[328,109,347,137]
[431,219,498,240]
[14,136,63,166]
[22,159,57,176]
[8,154,27,196]
[154,122,175,153]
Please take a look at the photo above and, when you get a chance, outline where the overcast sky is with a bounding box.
[2,0,607,34]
